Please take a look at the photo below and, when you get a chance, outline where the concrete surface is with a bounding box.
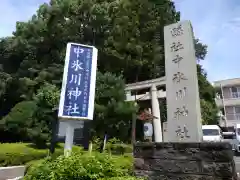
[235,156,240,172]
[0,166,25,180]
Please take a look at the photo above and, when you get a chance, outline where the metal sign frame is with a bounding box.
[58,43,98,121]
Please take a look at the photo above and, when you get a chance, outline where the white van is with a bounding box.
[202,125,223,142]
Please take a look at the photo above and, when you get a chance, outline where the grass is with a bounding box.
[0,142,82,167]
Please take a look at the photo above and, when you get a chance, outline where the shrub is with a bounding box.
[29,131,49,149]
[105,138,133,155]
[107,143,133,155]
[92,137,102,151]
[24,159,46,175]
[25,152,136,180]
[93,137,133,155]
[0,143,82,166]
[0,101,37,142]
[100,177,142,180]
[92,137,133,154]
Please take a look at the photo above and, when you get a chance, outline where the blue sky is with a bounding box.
[0,0,240,82]
[174,0,240,82]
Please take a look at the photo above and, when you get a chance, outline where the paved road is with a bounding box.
[0,166,25,180]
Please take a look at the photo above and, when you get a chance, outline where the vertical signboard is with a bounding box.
[58,43,98,120]
[164,21,202,142]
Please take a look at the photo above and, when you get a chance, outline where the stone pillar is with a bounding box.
[125,90,131,101]
[164,20,202,142]
[150,84,162,142]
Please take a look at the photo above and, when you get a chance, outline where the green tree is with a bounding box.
[0,0,218,142]
[0,101,37,142]
[104,0,180,82]
[93,72,137,141]
[29,83,60,147]
[201,99,218,125]
[198,65,219,124]
[0,83,60,146]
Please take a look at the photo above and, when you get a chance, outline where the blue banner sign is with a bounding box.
[58,43,98,120]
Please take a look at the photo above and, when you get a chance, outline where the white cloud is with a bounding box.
[174,0,240,82]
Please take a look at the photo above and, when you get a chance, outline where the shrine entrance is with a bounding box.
[125,79,166,142]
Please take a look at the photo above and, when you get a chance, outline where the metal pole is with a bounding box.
[64,122,74,157]
[50,118,59,154]
[82,120,91,150]
[220,83,227,127]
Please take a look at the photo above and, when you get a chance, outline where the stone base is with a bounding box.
[134,142,237,180]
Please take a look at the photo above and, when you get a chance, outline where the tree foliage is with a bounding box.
[197,65,218,124]
[0,0,218,144]
[0,101,37,142]
[94,72,137,141]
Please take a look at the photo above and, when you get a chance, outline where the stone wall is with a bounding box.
[134,142,237,180]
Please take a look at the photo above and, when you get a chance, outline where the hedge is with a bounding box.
[0,143,82,167]
[106,143,133,155]
[92,137,133,155]
[100,178,142,180]
[24,152,138,180]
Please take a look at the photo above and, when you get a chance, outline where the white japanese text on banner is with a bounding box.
[58,43,98,120]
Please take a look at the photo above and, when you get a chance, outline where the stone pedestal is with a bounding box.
[134,142,237,180]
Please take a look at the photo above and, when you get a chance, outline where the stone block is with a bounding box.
[134,142,233,162]
[135,158,201,173]
[135,170,219,180]
[133,142,237,180]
